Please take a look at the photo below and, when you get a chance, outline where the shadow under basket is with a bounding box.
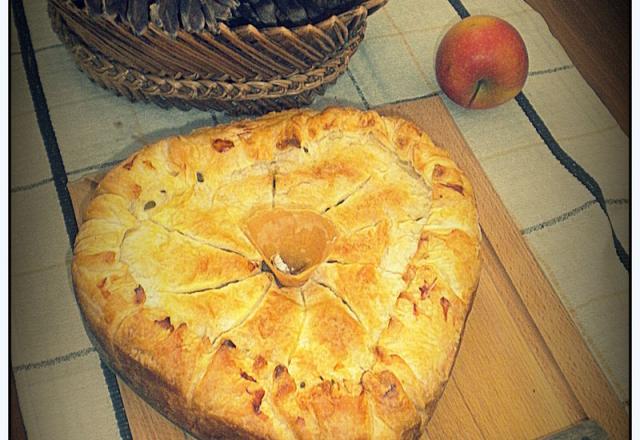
[48,0,386,114]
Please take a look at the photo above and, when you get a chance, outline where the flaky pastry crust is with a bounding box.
[72,107,481,439]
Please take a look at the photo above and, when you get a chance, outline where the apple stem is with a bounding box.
[468,79,485,107]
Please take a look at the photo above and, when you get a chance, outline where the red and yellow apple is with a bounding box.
[435,15,529,109]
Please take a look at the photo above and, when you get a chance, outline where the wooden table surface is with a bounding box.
[10,1,630,438]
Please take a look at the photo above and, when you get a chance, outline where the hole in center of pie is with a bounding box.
[243,208,337,287]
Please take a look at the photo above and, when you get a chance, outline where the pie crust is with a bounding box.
[72,107,481,439]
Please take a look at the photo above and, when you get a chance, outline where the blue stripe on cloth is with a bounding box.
[446,0,471,18]
[11,1,133,438]
[522,198,629,235]
[515,93,629,270]
[11,2,77,245]
[445,0,629,271]
[11,158,125,193]
[10,176,54,193]
[14,347,97,372]
[346,68,371,110]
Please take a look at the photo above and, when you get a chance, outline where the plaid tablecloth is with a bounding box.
[10,0,629,438]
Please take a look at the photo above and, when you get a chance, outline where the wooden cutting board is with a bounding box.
[68,96,628,440]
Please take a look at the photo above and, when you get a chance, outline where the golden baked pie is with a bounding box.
[72,107,481,439]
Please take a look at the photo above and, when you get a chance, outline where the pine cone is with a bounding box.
[103,0,127,19]
[127,0,149,34]
[79,0,238,35]
[78,0,364,35]
[230,0,363,27]
[156,0,180,35]
[180,0,205,32]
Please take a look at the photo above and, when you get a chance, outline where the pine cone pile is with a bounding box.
[78,0,365,35]
[232,0,362,27]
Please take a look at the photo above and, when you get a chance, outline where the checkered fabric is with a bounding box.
[10,0,629,438]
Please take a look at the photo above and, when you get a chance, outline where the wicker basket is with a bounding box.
[48,0,386,114]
